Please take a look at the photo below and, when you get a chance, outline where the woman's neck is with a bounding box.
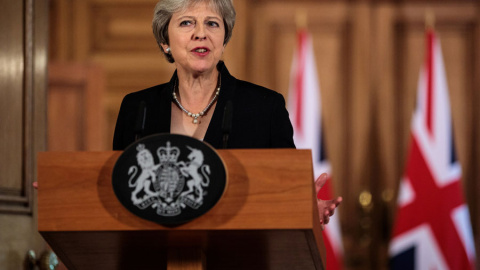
[175,68,220,112]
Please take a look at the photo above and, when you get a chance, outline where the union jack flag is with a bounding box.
[389,29,476,270]
[287,29,344,270]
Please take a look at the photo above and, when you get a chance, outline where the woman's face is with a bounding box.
[163,2,225,75]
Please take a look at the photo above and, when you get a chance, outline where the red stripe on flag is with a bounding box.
[294,30,307,135]
[426,30,434,136]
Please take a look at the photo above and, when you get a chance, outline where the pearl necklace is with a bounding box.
[172,75,221,124]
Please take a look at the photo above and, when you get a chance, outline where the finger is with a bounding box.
[324,209,330,219]
[329,199,341,216]
[334,196,343,206]
[324,215,330,224]
[315,173,328,193]
[329,207,335,217]
[33,182,38,189]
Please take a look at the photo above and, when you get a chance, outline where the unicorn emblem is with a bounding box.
[178,146,211,203]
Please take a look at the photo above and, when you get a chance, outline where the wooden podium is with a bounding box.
[38,149,326,270]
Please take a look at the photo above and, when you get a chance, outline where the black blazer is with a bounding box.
[113,62,295,150]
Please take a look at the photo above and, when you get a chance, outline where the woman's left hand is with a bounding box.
[315,173,342,230]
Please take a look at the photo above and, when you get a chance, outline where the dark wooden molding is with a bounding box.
[0,0,48,215]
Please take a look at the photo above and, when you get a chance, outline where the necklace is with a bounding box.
[172,75,221,124]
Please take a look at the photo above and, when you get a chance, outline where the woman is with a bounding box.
[113,0,294,150]
[113,0,341,226]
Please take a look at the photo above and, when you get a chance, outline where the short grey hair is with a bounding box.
[152,0,236,63]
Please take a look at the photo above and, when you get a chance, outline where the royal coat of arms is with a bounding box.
[112,134,226,224]
[128,142,211,216]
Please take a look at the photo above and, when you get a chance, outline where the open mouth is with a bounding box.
[193,48,209,53]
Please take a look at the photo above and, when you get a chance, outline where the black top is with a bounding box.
[113,62,295,150]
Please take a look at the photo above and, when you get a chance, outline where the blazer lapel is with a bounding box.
[148,73,175,135]
[204,62,235,149]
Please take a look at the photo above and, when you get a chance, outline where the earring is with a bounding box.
[166,47,171,54]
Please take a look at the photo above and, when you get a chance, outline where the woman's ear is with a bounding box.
[160,43,170,54]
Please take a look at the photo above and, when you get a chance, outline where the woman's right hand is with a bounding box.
[315,173,342,230]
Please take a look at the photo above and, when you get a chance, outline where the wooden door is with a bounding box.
[0,0,48,268]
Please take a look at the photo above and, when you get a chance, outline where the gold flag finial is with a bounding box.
[425,9,435,30]
[295,9,308,30]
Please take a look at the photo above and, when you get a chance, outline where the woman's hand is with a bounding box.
[315,173,342,230]
[33,182,38,189]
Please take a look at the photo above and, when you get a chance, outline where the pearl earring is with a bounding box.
[166,47,171,54]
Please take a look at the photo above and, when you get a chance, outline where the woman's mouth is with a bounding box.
[192,47,209,55]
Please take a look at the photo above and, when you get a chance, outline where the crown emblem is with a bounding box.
[136,144,146,152]
[157,141,180,163]
[135,144,150,157]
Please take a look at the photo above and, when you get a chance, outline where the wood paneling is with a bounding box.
[48,62,106,151]
[0,0,48,267]
[0,0,25,199]
[0,0,47,214]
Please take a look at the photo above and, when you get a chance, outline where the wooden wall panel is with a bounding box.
[90,4,158,53]
[0,0,48,267]
[72,0,169,146]
[48,62,106,151]
[0,0,47,213]
[222,0,248,79]
[0,0,24,195]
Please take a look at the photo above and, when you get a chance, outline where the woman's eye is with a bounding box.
[180,20,193,26]
[207,21,219,27]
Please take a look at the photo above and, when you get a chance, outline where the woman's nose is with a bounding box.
[193,24,206,40]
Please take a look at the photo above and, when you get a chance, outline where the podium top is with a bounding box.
[38,149,316,232]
